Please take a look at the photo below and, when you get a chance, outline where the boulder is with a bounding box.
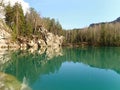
[0,72,31,90]
[28,40,38,50]
[39,26,64,47]
[20,43,27,50]
[38,39,46,47]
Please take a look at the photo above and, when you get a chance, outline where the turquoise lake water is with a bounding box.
[0,47,120,90]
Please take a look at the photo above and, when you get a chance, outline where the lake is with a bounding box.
[0,47,120,90]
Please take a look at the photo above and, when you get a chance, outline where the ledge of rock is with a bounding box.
[0,20,19,49]
[18,26,64,50]
[0,20,64,50]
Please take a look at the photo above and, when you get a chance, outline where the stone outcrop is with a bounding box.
[38,26,64,48]
[0,20,19,49]
[19,26,64,50]
[0,20,64,50]
[0,72,31,90]
[38,39,46,48]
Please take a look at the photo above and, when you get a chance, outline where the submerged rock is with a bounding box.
[0,72,31,90]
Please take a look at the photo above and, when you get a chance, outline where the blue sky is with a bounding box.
[24,0,120,29]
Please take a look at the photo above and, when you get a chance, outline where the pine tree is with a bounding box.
[25,12,33,36]
[5,2,25,38]
[12,2,25,36]
[5,3,13,27]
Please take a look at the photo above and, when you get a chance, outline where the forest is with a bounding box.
[2,2,120,47]
[4,2,63,39]
[64,22,120,46]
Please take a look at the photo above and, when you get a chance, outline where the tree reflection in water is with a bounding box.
[0,47,120,89]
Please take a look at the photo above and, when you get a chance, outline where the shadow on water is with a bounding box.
[0,47,120,89]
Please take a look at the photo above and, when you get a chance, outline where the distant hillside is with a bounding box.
[63,17,120,46]
[111,17,120,23]
[89,17,120,27]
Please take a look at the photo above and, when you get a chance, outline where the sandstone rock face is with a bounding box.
[0,6,5,20]
[0,20,11,38]
[0,20,64,50]
[39,26,64,48]
[22,26,64,50]
[38,39,46,47]
[0,21,19,48]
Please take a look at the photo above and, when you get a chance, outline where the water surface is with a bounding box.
[0,47,120,90]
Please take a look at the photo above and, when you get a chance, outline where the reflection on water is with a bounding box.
[0,47,63,89]
[0,49,10,65]
[28,46,63,60]
[0,47,120,90]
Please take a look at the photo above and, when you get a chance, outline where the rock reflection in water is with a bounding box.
[0,46,63,86]
[0,49,10,65]
[28,46,63,60]
[46,47,63,60]
[0,48,20,71]
[1,47,120,90]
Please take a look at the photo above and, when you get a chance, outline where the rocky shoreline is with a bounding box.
[18,26,64,50]
[0,21,64,50]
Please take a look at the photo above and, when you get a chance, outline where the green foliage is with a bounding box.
[12,2,25,36]
[42,17,62,35]
[5,2,25,38]
[5,3,64,41]
[5,3,13,27]
[63,23,120,46]
[4,1,120,47]
[24,8,42,36]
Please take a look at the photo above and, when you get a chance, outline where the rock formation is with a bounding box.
[0,20,64,50]
[19,26,64,50]
[38,26,64,48]
[0,20,19,49]
[0,72,31,90]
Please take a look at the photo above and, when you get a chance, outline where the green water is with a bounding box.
[1,47,120,90]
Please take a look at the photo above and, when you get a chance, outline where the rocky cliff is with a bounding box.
[0,20,19,49]
[19,26,64,50]
[0,20,64,50]
[38,26,64,47]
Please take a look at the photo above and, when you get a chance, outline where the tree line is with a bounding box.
[4,2,63,40]
[3,2,120,46]
[64,23,120,46]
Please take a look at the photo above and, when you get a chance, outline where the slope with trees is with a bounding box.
[3,2,120,47]
[63,18,120,47]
